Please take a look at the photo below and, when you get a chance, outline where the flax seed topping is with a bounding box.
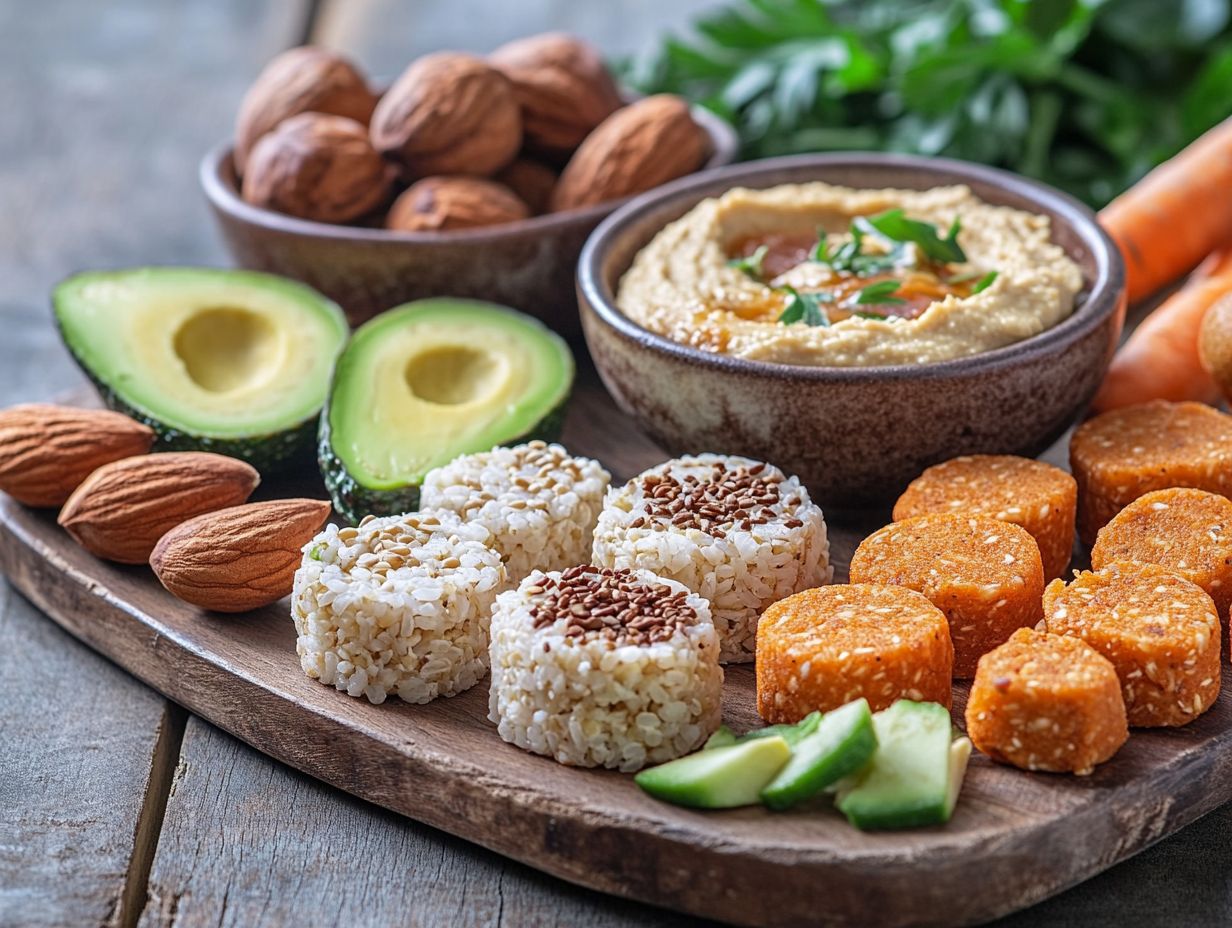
[526,565,697,646]
[635,460,783,538]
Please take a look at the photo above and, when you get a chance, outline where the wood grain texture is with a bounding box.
[138,716,710,928]
[0,578,169,927]
[3,376,1231,928]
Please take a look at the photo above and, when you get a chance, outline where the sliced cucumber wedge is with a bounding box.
[836,700,965,830]
[760,699,876,811]
[634,736,791,809]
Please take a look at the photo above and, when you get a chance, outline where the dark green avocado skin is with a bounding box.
[68,356,316,474]
[318,398,570,525]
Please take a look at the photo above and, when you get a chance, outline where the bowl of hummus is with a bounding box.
[578,154,1125,507]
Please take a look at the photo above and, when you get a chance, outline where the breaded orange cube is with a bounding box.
[965,628,1127,775]
[756,584,953,723]
[1070,400,1232,546]
[1091,487,1232,654]
[849,514,1045,678]
[894,455,1077,581]
[1043,564,1220,727]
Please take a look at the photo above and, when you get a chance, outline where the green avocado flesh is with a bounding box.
[634,736,791,809]
[760,699,876,811]
[836,700,970,830]
[53,267,348,472]
[320,298,574,523]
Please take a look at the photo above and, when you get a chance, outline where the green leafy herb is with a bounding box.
[865,209,966,264]
[309,544,324,562]
[778,286,832,326]
[813,221,904,276]
[728,244,769,280]
[855,280,906,305]
[852,309,891,320]
[625,0,1232,207]
[970,270,999,294]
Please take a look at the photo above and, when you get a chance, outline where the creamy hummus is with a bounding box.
[615,183,1085,366]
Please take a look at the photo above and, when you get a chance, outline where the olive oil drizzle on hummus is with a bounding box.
[726,210,996,326]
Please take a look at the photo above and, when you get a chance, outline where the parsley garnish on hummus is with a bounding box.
[727,245,769,281]
[777,286,832,327]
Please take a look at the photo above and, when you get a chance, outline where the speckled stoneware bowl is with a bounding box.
[578,153,1126,509]
[200,107,737,338]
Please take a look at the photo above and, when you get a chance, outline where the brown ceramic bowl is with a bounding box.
[578,153,1126,509]
[200,107,737,339]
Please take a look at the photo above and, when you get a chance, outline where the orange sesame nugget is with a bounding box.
[1090,487,1232,655]
[756,584,952,724]
[965,628,1127,775]
[1070,400,1232,547]
[1043,564,1220,727]
[894,455,1077,581]
[849,514,1045,678]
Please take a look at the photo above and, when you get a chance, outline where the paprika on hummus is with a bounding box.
[615,182,1085,367]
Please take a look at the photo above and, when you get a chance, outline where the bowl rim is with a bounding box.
[199,105,740,245]
[577,152,1126,382]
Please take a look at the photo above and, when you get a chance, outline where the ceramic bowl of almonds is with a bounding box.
[201,34,738,336]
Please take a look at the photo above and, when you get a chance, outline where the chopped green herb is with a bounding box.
[813,222,905,277]
[970,271,999,294]
[778,286,832,327]
[728,245,769,280]
[855,280,906,305]
[865,209,966,264]
[852,310,890,320]
[309,544,324,562]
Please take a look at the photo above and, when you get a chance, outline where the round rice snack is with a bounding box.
[591,454,832,663]
[292,511,506,705]
[420,441,610,587]
[488,565,723,771]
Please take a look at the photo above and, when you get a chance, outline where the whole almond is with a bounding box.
[0,405,155,508]
[370,52,521,180]
[150,499,332,613]
[234,46,378,175]
[489,33,622,157]
[550,95,709,212]
[385,176,530,232]
[59,452,260,564]
[242,113,392,223]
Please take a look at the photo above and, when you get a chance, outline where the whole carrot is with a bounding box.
[1100,118,1232,304]
[1091,251,1232,412]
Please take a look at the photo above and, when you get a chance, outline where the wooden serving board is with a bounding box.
[2,374,1230,928]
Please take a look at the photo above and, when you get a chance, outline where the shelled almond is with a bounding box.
[58,452,260,564]
[0,404,156,507]
[150,499,332,612]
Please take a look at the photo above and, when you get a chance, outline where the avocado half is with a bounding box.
[53,268,349,473]
[320,298,574,523]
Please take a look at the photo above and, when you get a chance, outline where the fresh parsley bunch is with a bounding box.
[626,0,1232,206]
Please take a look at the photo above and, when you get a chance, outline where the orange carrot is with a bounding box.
[1099,118,1232,304]
[1092,263,1232,412]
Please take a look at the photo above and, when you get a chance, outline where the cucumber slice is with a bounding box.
[635,736,791,809]
[760,699,876,811]
[704,712,822,750]
[836,700,960,830]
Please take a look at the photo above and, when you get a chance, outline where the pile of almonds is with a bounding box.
[233,33,711,231]
[0,404,331,613]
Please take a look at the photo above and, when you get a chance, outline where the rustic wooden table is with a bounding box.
[3,2,1230,926]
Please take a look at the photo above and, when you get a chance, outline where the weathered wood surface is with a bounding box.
[138,716,704,928]
[0,2,304,926]
[3,379,1232,928]
[3,0,1232,926]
